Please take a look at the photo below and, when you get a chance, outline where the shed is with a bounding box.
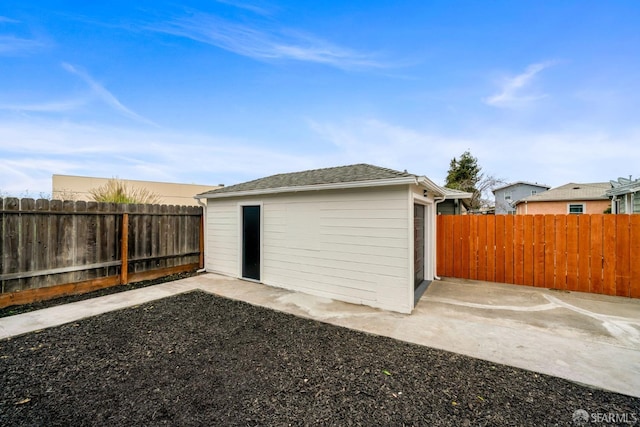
[195,164,466,313]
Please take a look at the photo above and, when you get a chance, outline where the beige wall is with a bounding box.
[52,175,220,207]
[515,200,610,215]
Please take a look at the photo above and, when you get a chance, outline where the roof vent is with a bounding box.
[572,186,580,190]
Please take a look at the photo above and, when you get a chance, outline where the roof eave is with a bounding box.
[606,185,640,197]
[514,196,609,205]
[195,176,423,199]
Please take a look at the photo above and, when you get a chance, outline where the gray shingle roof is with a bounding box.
[492,181,551,193]
[515,182,611,204]
[197,164,416,196]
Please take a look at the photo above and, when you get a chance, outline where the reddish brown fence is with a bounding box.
[437,214,640,298]
[0,198,203,308]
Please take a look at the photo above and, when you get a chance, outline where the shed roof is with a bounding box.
[196,164,464,199]
[514,182,611,205]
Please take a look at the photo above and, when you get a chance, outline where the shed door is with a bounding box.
[242,205,260,281]
[414,204,425,289]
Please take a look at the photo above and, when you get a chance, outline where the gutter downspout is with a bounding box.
[195,196,207,273]
[433,195,446,280]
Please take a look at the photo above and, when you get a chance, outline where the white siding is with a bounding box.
[205,185,413,313]
[262,186,411,313]
[205,199,238,276]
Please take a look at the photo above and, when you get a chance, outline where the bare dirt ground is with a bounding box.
[1,291,638,426]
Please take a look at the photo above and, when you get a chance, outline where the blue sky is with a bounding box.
[1,0,639,197]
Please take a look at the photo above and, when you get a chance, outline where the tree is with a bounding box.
[445,150,506,211]
[445,150,481,195]
[89,178,162,204]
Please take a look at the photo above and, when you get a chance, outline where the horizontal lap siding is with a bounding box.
[262,187,410,312]
[205,201,238,275]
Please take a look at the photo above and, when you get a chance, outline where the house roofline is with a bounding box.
[513,196,609,206]
[606,185,640,197]
[195,176,446,200]
[492,181,551,193]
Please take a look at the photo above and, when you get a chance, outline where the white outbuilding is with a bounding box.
[196,164,467,313]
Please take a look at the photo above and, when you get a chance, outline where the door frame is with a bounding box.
[237,201,263,282]
[411,196,433,307]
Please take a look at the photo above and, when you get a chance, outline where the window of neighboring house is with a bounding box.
[568,203,584,214]
[504,193,512,201]
[531,190,537,195]
[633,191,640,213]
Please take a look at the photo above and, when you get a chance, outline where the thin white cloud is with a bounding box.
[308,118,472,177]
[484,62,554,108]
[0,16,20,24]
[308,117,640,188]
[214,0,273,16]
[0,99,87,113]
[61,62,157,126]
[0,117,318,194]
[0,35,45,55]
[150,12,385,69]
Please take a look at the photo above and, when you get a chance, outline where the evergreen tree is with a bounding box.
[445,150,481,195]
[445,150,507,211]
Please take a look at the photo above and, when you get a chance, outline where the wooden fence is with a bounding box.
[436,214,640,298]
[0,198,203,308]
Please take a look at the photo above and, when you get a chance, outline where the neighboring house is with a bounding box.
[437,187,471,215]
[514,182,611,215]
[52,174,221,207]
[607,176,640,214]
[492,182,551,215]
[195,164,471,314]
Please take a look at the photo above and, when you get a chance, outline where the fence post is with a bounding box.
[120,213,129,285]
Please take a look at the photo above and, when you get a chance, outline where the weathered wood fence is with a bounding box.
[0,198,203,308]
[437,214,640,298]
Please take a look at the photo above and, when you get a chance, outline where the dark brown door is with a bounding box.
[242,205,260,280]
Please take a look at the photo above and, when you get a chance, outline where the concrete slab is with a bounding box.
[1,273,639,398]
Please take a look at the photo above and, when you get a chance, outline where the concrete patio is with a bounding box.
[1,273,639,398]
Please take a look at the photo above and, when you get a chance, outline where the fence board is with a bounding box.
[460,215,470,278]
[615,215,631,297]
[577,215,591,293]
[3,198,20,292]
[533,215,545,287]
[603,215,616,295]
[494,215,505,283]
[20,199,35,291]
[444,215,454,276]
[590,215,604,294]
[513,216,524,285]
[452,215,463,278]
[565,215,579,291]
[544,215,556,288]
[522,215,534,286]
[504,215,514,283]
[486,216,496,283]
[555,215,567,290]
[469,216,478,280]
[477,215,487,281]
